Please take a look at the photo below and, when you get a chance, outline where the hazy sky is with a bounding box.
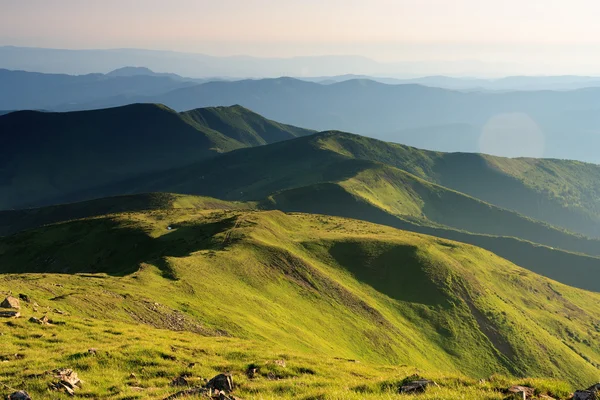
[3,0,600,68]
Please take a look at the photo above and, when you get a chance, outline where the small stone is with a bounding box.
[246,364,259,379]
[273,360,286,368]
[171,375,190,386]
[588,383,600,392]
[1,296,20,309]
[53,368,81,389]
[7,391,31,400]
[29,315,49,325]
[574,390,598,400]
[400,378,438,394]
[206,373,233,392]
[18,294,31,303]
[88,348,97,355]
[506,385,535,400]
[0,310,20,318]
[129,372,137,379]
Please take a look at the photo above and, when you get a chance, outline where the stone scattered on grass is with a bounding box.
[504,385,536,399]
[163,373,241,400]
[573,383,600,400]
[0,310,20,318]
[49,368,82,396]
[246,363,260,379]
[28,315,49,325]
[400,377,438,394]
[171,375,191,387]
[18,294,31,303]
[206,373,233,392]
[1,296,20,309]
[7,391,31,400]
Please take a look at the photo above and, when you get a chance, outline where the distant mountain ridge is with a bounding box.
[4,67,600,161]
[0,104,314,210]
[70,77,600,163]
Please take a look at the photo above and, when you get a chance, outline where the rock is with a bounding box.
[400,379,438,393]
[129,372,137,379]
[171,375,190,386]
[588,384,600,392]
[246,364,259,378]
[0,310,20,318]
[53,368,81,389]
[206,373,233,392]
[29,315,49,325]
[88,348,97,355]
[574,390,598,400]
[58,382,75,396]
[7,391,31,400]
[1,296,20,309]
[505,385,535,399]
[273,359,286,368]
[18,294,31,303]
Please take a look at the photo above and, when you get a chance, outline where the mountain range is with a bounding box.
[5,67,600,162]
[3,104,600,292]
[3,103,600,398]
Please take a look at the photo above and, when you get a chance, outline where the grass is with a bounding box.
[1,208,599,398]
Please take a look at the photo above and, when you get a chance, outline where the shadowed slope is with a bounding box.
[0,104,313,210]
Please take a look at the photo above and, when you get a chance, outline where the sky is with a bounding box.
[3,0,600,72]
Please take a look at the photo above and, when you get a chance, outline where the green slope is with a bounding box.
[114,132,600,259]
[313,132,600,238]
[0,193,253,237]
[265,182,600,292]
[0,104,313,210]
[1,208,599,399]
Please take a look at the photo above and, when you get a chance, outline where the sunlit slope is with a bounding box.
[313,132,600,237]
[0,193,253,237]
[123,132,600,259]
[266,182,600,292]
[1,209,599,386]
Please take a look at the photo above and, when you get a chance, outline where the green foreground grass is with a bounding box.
[1,208,599,398]
[0,307,572,400]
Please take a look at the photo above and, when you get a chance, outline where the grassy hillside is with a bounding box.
[0,193,253,237]
[101,132,600,258]
[313,132,600,238]
[1,208,599,398]
[266,182,600,292]
[0,104,313,210]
